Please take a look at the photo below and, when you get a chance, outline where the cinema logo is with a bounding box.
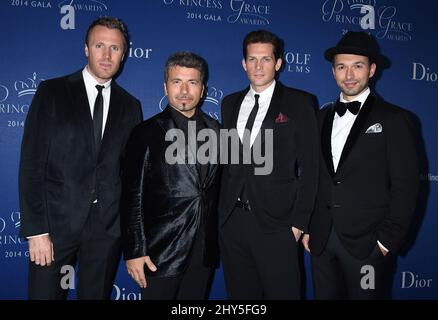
[58,0,107,12]
[159,85,222,121]
[227,0,270,26]
[284,51,311,74]
[321,0,413,41]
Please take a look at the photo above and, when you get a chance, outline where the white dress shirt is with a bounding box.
[237,80,276,146]
[331,88,370,172]
[331,87,389,253]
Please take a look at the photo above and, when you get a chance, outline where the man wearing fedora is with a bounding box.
[302,31,419,299]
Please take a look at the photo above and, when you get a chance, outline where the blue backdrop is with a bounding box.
[0,0,436,300]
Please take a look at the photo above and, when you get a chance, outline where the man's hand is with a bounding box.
[302,234,310,253]
[28,235,54,266]
[126,256,157,288]
[292,226,303,242]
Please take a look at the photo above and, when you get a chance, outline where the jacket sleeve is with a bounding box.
[378,110,419,253]
[120,125,150,260]
[291,94,319,233]
[19,81,52,238]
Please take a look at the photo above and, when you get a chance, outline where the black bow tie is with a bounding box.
[335,100,361,117]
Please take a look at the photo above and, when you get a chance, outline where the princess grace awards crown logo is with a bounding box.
[1,72,43,128]
[0,211,27,260]
[162,0,270,25]
[321,0,413,41]
[0,84,9,103]
[0,218,6,234]
[14,72,44,98]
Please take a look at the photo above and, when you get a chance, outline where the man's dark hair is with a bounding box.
[243,30,284,61]
[164,51,208,84]
[85,16,129,53]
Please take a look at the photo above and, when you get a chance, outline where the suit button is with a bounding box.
[333,204,341,208]
[334,181,341,185]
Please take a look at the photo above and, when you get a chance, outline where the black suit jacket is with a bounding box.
[309,92,419,259]
[218,81,319,233]
[120,107,220,277]
[19,70,142,240]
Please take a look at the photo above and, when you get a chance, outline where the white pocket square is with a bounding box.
[366,123,382,133]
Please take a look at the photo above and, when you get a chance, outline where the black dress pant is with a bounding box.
[28,203,121,300]
[220,206,301,300]
[140,231,213,300]
[311,226,394,300]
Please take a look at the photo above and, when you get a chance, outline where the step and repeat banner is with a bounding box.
[0,0,436,300]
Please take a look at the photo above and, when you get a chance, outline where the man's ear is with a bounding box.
[275,58,282,71]
[369,62,377,79]
[84,44,89,57]
[242,58,247,72]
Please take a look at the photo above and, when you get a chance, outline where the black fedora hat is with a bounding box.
[324,31,389,67]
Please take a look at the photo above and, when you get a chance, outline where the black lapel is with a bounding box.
[230,88,249,129]
[337,92,376,171]
[259,81,284,133]
[156,107,200,181]
[321,105,336,177]
[66,71,95,157]
[253,81,284,154]
[228,88,248,158]
[99,81,123,161]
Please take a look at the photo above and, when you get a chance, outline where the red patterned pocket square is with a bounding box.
[275,112,290,123]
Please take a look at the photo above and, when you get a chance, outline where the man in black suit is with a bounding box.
[303,31,419,299]
[19,17,142,299]
[219,30,319,299]
[120,52,220,300]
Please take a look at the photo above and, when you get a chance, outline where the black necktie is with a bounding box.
[244,94,260,142]
[239,94,259,202]
[335,100,361,117]
[93,85,104,152]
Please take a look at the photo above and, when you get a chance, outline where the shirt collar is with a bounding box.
[167,105,201,130]
[339,87,370,107]
[249,79,276,101]
[82,66,112,90]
